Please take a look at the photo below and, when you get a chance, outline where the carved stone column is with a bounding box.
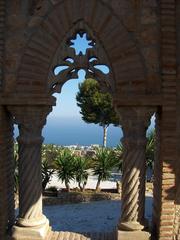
[116,107,154,232]
[9,106,52,240]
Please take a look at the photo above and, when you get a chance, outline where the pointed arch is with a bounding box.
[17,0,146,96]
[48,20,115,94]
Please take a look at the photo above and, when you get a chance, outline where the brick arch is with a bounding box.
[17,0,146,96]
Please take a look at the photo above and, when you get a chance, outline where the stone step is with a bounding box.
[49,231,116,240]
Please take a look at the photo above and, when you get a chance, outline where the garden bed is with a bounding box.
[15,182,153,208]
[43,190,120,205]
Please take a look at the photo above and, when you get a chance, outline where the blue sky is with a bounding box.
[51,70,86,119]
[51,33,92,119]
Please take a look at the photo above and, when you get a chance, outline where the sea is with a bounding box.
[14,115,154,148]
[42,117,122,147]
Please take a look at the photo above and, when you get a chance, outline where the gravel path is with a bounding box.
[44,197,153,233]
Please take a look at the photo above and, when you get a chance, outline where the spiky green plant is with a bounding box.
[114,144,123,172]
[55,149,76,192]
[74,156,89,192]
[41,144,59,191]
[92,148,119,191]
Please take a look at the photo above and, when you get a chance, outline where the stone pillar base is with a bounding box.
[119,221,145,231]
[11,218,50,240]
[117,230,150,240]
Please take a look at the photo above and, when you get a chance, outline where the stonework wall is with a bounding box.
[152,1,177,239]
[0,106,15,240]
[0,0,5,91]
[3,0,160,97]
[160,1,177,239]
[175,1,180,239]
[103,0,161,94]
[0,1,179,239]
[4,1,29,93]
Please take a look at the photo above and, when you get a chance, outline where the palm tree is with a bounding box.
[74,156,89,192]
[92,148,119,191]
[55,149,75,192]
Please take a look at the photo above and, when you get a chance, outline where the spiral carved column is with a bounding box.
[116,107,154,232]
[9,106,52,240]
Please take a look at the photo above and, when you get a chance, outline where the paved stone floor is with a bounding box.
[47,231,117,240]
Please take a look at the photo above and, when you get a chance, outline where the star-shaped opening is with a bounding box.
[70,33,95,55]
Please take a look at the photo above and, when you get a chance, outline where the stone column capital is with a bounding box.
[8,105,52,126]
[116,106,156,128]
[116,107,156,148]
[8,106,52,144]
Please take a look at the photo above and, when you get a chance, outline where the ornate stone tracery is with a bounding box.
[48,21,114,95]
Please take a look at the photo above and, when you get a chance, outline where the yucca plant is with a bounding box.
[41,144,59,191]
[42,159,56,191]
[74,156,89,192]
[93,148,119,191]
[55,149,76,192]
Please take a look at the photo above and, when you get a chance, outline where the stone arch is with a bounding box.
[16,0,147,96]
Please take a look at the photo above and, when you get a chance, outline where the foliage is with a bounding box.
[41,144,59,191]
[92,147,119,191]
[76,78,119,147]
[55,149,76,192]
[146,129,155,170]
[74,156,89,192]
[46,186,58,193]
[114,144,123,172]
[41,144,60,165]
[41,159,56,191]
[14,142,19,193]
[146,129,155,181]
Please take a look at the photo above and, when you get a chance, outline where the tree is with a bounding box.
[92,148,119,191]
[74,156,89,192]
[55,149,76,192]
[76,78,119,147]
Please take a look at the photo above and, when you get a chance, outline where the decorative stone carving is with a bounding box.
[48,21,114,95]
[116,107,155,231]
[8,106,52,240]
